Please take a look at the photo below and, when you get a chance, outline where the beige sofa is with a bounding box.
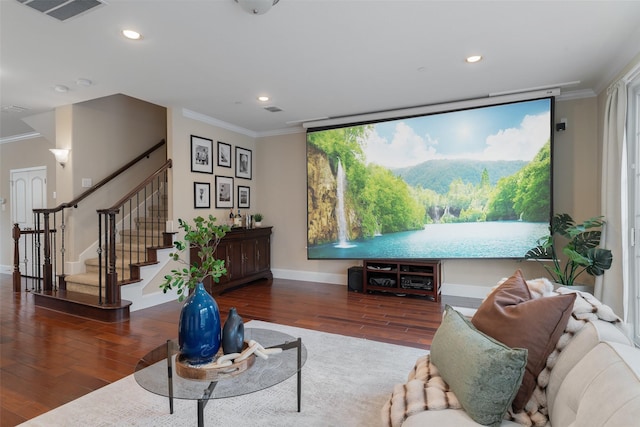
[401,316,640,427]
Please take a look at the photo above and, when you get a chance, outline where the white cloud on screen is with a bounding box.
[364,122,438,168]
[482,112,550,161]
[363,111,550,167]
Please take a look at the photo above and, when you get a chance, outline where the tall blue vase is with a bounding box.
[178,282,221,365]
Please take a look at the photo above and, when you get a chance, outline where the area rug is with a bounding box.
[19,320,427,427]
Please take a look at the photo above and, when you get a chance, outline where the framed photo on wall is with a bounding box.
[193,182,210,209]
[238,185,250,209]
[215,175,234,208]
[235,147,252,179]
[191,135,213,174]
[217,141,232,168]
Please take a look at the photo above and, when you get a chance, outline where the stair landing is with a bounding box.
[33,289,131,323]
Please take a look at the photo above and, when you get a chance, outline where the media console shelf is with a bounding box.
[362,259,441,302]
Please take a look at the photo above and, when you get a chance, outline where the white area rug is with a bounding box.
[20,321,427,427]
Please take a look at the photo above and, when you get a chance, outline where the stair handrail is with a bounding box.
[34,139,166,215]
[14,139,166,294]
[96,159,173,305]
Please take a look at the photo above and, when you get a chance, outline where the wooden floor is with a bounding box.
[0,274,480,426]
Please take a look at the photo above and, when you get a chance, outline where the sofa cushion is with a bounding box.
[471,269,576,412]
[551,341,640,427]
[430,306,527,426]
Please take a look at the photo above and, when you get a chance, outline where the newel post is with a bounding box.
[12,224,22,292]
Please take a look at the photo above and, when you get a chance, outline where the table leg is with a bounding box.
[296,337,302,412]
[197,381,218,427]
[166,340,174,414]
[267,338,303,412]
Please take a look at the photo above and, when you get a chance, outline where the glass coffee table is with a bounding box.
[134,328,307,427]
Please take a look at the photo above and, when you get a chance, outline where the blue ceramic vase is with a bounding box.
[222,307,244,354]
[178,282,221,364]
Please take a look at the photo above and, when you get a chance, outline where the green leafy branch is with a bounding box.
[160,215,230,301]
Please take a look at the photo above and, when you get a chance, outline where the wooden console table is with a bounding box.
[191,226,272,295]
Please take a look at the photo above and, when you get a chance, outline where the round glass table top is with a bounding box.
[134,328,307,401]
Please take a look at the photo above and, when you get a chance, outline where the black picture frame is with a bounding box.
[193,182,210,209]
[217,141,232,168]
[215,175,234,208]
[191,135,213,174]
[238,185,250,208]
[235,147,252,180]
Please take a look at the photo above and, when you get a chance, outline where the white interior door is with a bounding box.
[10,167,47,276]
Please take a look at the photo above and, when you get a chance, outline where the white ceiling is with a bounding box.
[2,0,640,141]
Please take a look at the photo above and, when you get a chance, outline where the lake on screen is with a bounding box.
[307,221,548,259]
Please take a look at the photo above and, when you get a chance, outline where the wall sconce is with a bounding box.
[235,0,279,15]
[50,148,70,168]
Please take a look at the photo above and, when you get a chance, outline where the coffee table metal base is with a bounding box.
[164,337,303,426]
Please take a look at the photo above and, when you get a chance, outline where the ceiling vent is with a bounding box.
[264,106,283,113]
[17,0,105,22]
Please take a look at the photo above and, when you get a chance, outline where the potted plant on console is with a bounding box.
[525,213,613,293]
[253,213,263,227]
[160,215,230,364]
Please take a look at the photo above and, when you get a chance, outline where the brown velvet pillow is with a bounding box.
[471,269,576,412]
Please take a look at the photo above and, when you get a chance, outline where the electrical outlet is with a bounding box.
[82,178,92,188]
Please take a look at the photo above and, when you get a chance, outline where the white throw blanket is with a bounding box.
[381,284,625,427]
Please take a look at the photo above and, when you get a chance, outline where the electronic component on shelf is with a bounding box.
[369,277,396,287]
[400,276,433,291]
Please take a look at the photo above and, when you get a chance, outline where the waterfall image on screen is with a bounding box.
[306,97,553,260]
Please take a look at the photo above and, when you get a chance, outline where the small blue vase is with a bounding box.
[178,282,221,364]
[222,307,244,354]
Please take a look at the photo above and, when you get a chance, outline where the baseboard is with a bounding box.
[0,264,12,275]
[442,282,491,299]
[272,268,493,299]
[272,268,347,285]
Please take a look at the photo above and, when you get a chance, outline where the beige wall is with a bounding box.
[0,94,167,270]
[0,93,607,299]
[253,97,601,297]
[167,109,257,240]
[0,136,57,271]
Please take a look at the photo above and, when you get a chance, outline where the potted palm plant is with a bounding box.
[524,213,613,291]
[160,215,230,364]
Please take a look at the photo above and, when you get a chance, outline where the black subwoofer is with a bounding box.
[347,266,363,292]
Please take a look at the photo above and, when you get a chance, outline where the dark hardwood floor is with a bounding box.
[0,274,480,426]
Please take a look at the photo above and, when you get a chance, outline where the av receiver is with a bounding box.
[400,276,433,291]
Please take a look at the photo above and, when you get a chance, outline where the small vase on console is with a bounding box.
[222,307,245,354]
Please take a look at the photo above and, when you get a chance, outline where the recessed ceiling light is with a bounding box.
[257,96,270,102]
[76,78,92,87]
[122,29,142,40]
[54,85,69,93]
[465,55,483,63]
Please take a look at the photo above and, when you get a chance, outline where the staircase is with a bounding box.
[21,151,176,322]
[62,195,177,310]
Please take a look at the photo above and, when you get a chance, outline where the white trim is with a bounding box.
[0,132,41,144]
[441,282,492,299]
[0,265,12,275]
[272,268,346,285]
[182,108,304,138]
[273,267,493,299]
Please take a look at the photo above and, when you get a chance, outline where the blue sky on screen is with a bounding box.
[363,98,551,168]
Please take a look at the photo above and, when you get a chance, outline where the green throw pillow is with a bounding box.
[430,305,528,426]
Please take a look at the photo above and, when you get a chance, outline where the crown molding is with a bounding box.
[0,131,41,144]
[182,108,305,138]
